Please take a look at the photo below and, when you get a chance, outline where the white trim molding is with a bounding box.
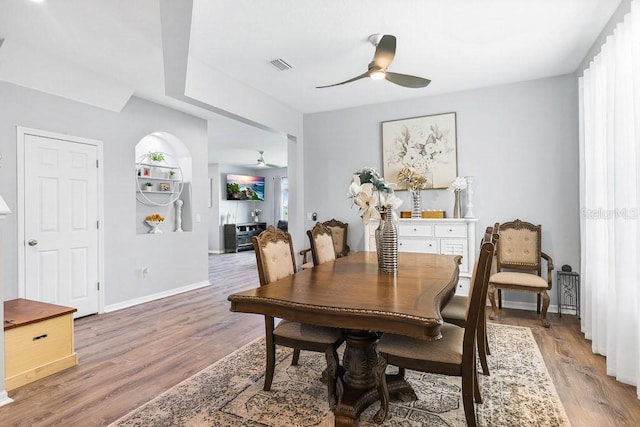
[104,281,211,313]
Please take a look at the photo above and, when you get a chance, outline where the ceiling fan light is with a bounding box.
[370,70,386,80]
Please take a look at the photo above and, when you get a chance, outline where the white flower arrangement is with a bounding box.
[448,176,468,192]
[348,167,402,224]
[251,208,262,217]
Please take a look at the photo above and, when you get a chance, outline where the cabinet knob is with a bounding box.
[448,229,453,232]
[413,228,417,231]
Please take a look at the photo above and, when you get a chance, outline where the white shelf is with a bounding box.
[138,190,180,194]
[136,152,184,206]
[137,162,177,169]
[137,176,180,182]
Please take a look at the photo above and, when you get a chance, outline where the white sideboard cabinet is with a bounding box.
[364,218,478,295]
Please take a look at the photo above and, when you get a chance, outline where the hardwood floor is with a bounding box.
[1,251,639,426]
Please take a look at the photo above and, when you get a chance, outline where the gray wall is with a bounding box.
[304,74,580,310]
[0,81,209,307]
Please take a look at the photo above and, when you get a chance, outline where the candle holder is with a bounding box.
[464,176,475,218]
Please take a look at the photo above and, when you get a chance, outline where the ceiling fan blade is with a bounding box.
[316,71,370,89]
[385,71,431,88]
[372,34,396,69]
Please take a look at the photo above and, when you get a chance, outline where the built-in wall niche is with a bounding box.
[135,132,193,234]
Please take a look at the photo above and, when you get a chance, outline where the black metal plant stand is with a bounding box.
[557,270,580,318]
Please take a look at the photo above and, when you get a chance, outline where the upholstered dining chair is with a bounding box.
[487,219,554,328]
[373,232,496,426]
[252,226,344,393]
[300,218,350,269]
[441,224,499,376]
[307,222,336,266]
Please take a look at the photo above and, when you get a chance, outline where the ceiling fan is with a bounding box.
[316,34,431,89]
[256,150,279,168]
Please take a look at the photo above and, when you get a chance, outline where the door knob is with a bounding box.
[28,239,38,246]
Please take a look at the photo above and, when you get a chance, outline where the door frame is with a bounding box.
[16,126,105,314]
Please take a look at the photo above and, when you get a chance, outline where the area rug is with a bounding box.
[110,324,570,426]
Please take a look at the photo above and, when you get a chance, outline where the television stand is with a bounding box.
[224,222,267,252]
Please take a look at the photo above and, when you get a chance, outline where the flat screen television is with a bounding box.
[226,174,265,201]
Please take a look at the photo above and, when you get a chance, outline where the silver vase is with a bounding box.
[453,190,462,218]
[375,209,386,267]
[380,204,398,274]
[411,191,422,218]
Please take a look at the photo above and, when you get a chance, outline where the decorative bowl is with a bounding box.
[146,220,164,234]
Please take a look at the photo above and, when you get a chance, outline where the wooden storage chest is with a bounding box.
[4,298,77,391]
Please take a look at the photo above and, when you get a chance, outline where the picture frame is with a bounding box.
[142,167,151,177]
[159,183,171,192]
[382,112,457,190]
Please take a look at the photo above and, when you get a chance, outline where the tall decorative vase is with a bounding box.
[380,204,398,274]
[411,191,422,218]
[453,190,462,219]
[464,176,475,218]
[375,209,386,268]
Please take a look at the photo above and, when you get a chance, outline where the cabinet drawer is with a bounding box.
[398,224,433,237]
[434,224,467,238]
[399,238,439,254]
[440,238,469,273]
[5,315,74,378]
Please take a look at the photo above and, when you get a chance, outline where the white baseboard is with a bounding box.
[0,390,13,407]
[499,300,578,317]
[208,250,225,254]
[104,281,211,313]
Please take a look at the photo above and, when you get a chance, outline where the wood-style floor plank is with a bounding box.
[1,251,639,426]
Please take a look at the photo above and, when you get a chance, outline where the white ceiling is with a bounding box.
[0,0,622,166]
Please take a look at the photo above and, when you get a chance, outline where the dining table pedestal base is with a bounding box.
[332,330,417,426]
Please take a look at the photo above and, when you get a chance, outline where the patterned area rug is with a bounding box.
[110,324,570,426]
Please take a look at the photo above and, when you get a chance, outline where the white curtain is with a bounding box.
[273,176,287,221]
[579,0,640,398]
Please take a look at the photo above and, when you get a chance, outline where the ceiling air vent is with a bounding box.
[269,58,293,71]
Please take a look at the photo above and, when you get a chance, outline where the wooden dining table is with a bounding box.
[228,251,461,426]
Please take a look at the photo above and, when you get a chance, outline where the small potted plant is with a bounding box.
[149,152,165,162]
[143,182,153,191]
[169,169,176,179]
[148,152,165,178]
[252,208,262,222]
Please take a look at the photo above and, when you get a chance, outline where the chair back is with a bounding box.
[496,219,541,276]
[464,225,499,310]
[252,225,296,286]
[323,219,350,258]
[462,231,495,357]
[307,222,337,266]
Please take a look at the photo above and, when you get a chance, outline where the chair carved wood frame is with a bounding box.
[300,219,350,264]
[323,219,350,258]
[307,222,337,266]
[252,226,344,404]
[487,219,554,328]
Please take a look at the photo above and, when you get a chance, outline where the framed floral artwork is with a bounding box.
[382,112,457,190]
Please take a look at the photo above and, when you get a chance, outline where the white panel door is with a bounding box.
[24,134,99,317]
